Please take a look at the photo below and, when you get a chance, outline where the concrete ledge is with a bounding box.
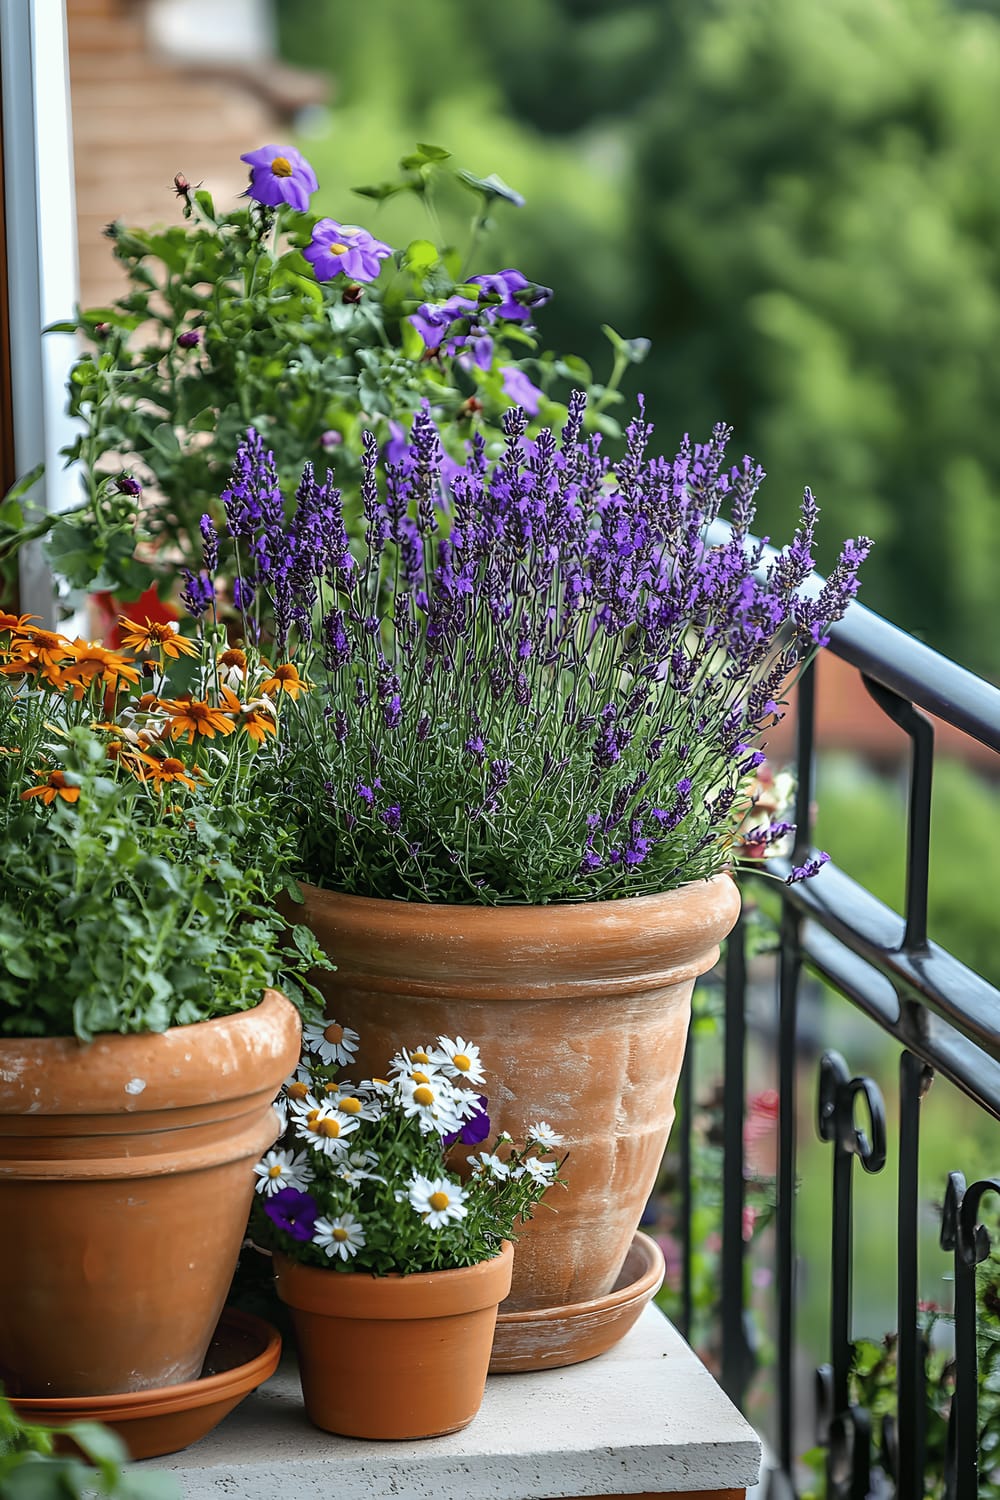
[150,1305,762,1499]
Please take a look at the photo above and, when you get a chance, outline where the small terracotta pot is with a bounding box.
[273,1243,514,1439]
[0,990,301,1398]
[295,876,740,1315]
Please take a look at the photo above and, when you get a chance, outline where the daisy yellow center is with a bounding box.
[339,1097,362,1114]
[271,156,293,177]
[413,1086,435,1107]
[332,1227,349,1242]
[267,1164,283,1179]
[323,1023,344,1045]
[411,1070,431,1085]
[453,1054,472,1072]
[288,1082,309,1100]
[329,240,348,255]
[318,1117,341,1138]
[429,1192,450,1211]
[306,1108,321,1123]
[412,1051,431,1064]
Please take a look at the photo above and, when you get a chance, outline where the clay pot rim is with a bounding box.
[0,989,300,1115]
[495,1229,665,1329]
[274,1240,515,1319]
[297,871,736,919]
[6,1309,281,1420]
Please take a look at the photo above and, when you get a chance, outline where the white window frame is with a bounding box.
[1,0,79,626]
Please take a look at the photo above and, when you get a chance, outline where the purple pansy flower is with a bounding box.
[263,1187,319,1242]
[303,220,393,283]
[500,366,543,416]
[240,144,318,213]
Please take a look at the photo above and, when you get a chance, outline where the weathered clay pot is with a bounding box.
[0,990,301,1398]
[295,876,740,1315]
[273,1242,513,1439]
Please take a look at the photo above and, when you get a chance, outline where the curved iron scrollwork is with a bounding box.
[815,1051,887,1500]
[939,1174,1000,1500]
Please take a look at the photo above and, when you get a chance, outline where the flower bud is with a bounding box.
[115,475,142,497]
[177,329,202,349]
[342,283,364,305]
[173,173,192,198]
[320,430,342,452]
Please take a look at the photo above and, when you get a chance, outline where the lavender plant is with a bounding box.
[189,394,870,905]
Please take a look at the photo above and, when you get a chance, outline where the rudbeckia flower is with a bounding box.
[20,769,80,805]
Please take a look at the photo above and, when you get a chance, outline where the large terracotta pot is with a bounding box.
[273,1242,514,1439]
[0,989,301,1398]
[295,876,740,1314]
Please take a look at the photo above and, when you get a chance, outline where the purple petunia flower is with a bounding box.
[240,144,318,213]
[408,294,478,352]
[264,1187,319,1242]
[500,366,543,417]
[303,220,393,283]
[442,1095,491,1148]
[469,268,551,323]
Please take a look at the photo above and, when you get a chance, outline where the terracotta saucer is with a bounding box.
[8,1308,281,1460]
[488,1230,666,1374]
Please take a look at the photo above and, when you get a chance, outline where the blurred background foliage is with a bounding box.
[278,0,1000,677]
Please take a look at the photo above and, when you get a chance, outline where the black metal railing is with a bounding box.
[674,591,1000,1500]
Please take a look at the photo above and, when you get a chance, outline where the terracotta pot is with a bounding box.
[295,876,740,1314]
[0,990,301,1398]
[273,1242,514,1439]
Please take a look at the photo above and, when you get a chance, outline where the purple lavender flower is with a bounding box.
[303,220,393,282]
[180,568,214,618]
[198,513,218,574]
[240,145,318,213]
[787,851,831,885]
[264,1187,319,1241]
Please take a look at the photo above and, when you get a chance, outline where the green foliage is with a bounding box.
[0,728,328,1040]
[0,1393,178,1499]
[799,1250,1000,1497]
[43,150,628,598]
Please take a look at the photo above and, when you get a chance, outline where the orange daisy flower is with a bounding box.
[5,628,74,671]
[161,694,236,743]
[218,685,276,745]
[0,612,39,632]
[260,663,309,699]
[58,642,142,700]
[20,769,80,805]
[134,754,203,793]
[117,617,199,660]
[218,648,248,675]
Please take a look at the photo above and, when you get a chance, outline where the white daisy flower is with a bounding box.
[336,1150,386,1187]
[321,1082,381,1121]
[364,1075,396,1098]
[388,1046,444,1082]
[399,1077,463,1136]
[528,1121,564,1149]
[408,1174,469,1229]
[252,1148,314,1197]
[294,1105,360,1156]
[313,1212,366,1261]
[431,1036,486,1086]
[301,1020,360,1067]
[286,1090,324,1122]
[470,1151,510,1181]
[523,1155,560,1184]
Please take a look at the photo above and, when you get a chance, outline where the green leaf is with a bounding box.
[352,181,405,203]
[61,1419,130,1468]
[456,170,525,208]
[2,464,45,507]
[601,324,651,365]
[402,239,438,273]
[414,142,451,162]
